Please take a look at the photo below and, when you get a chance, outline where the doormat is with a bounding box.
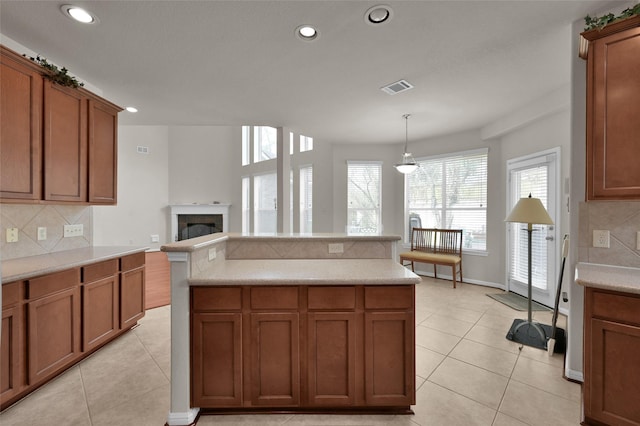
[487,292,551,312]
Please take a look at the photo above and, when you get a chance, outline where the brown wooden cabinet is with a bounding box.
[583,287,640,425]
[1,281,24,405]
[82,259,119,352]
[191,284,414,412]
[26,269,82,385]
[0,46,42,200]
[0,45,122,205]
[43,81,88,202]
[583,16,640,200]
[120,253,146,329]
[0,253,145,410]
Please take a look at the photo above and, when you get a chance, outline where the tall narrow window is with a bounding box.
[241,126,250,166]
[253,126,277,163]
[406,149,487,251]
[253,173,277,234]
[242,177,250,232]
[347,161,382,235]
[300,165,313,233]
[300,135,313,152]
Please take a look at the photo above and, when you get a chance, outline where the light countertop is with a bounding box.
[2,246,148,283]
[575,262,640,295]
[189,259,420,286]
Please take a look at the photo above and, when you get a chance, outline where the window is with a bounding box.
[242,177,250,232]
[253,126,277,163]
[253,173,277,234]
[347,161,382,235]
[300,166,313,233]
[300,135,313,152]
[241,126,250,166]
[406,149,487,251]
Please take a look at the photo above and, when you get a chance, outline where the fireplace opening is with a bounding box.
[177,214,223,241]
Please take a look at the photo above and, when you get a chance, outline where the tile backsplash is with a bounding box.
[0,204,92,260]
[578,201,640,267]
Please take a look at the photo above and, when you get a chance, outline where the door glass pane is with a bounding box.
[254,173,277,234]
[509,165,549,290]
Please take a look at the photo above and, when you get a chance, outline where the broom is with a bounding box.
[547,234,569,355]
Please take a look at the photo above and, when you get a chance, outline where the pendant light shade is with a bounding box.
[395,114,418,174]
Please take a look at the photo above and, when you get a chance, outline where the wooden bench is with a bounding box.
[399,228,463,288]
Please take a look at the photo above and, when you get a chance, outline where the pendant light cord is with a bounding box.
[403,114,410,153]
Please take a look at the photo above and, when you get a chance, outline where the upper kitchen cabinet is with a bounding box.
[583,16,640,200]
[0,46,43,201]
[0,45,122,205]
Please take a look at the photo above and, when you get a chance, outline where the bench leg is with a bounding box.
[451,265,457,289]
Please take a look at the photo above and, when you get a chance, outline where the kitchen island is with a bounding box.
[161,233,420,425]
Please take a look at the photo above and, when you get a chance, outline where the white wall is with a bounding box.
[93,126,170,249]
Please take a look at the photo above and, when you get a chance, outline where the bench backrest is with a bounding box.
[410,228,463,256]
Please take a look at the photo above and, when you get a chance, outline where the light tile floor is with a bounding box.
[0,276,580,426]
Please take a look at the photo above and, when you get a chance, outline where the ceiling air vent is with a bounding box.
[380,79,414,95]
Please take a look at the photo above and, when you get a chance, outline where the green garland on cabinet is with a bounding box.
[22,54,84,88]
[584,3,640,31]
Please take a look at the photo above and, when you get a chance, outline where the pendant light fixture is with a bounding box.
[394,114,418,174]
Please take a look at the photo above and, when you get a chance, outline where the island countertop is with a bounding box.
[1,246,148,283]
[575,262,640,295]
[189,258,420,286]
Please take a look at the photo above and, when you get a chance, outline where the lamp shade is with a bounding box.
[505,194,553,225]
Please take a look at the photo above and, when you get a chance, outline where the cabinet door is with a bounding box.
[0,49,43,200]
[587,25,640,200]
[88,99,118,204]
[307,312,356,406]
[192,312,243,407]
[120,266,145,329]
[82,275,119,352]
[364,311,415,406]
[586,318,640,425]
[43,81,87,202]
[28,286,81,384]
[1,305,23,405]
[249,312,300,406]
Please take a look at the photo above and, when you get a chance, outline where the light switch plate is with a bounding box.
[593,230,610,248]
[6,227,18,243]
[208,247,217,261]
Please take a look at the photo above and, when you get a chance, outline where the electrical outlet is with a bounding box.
[150,234,159,243]
[328,243,344,254]
[37,227,47,241]
[6,228,18,243]
[63,224,84,238]
[208,247,217,261]
[637,231,640,251]
[593,230,610,248]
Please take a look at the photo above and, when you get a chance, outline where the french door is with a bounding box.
[506,148,559,308]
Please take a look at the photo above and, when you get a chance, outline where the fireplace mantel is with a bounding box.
[169,204,230,242]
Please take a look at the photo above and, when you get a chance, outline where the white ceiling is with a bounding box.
[0,0,624,145]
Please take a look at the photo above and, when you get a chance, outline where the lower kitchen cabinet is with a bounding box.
[0,252,146,410]
[1,281,24,404]
[584,287,640,425]
[120,253,146,329]
[27,269,81,385]
[82,260,119,352]
[191,284,414,411]
[191,312,243,407]
[250,312,300,407]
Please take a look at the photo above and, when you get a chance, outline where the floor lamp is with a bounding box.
[504,194,554,349]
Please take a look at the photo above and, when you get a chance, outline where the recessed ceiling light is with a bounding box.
[364,5,393,25]
[60,5,98,24]
[296,25,319,41]
[125,106,138,113]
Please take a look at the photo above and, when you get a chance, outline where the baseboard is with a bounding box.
[412,269,506,290]
[565,368,584,383]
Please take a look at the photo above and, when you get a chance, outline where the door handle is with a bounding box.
[545,236,554,241]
